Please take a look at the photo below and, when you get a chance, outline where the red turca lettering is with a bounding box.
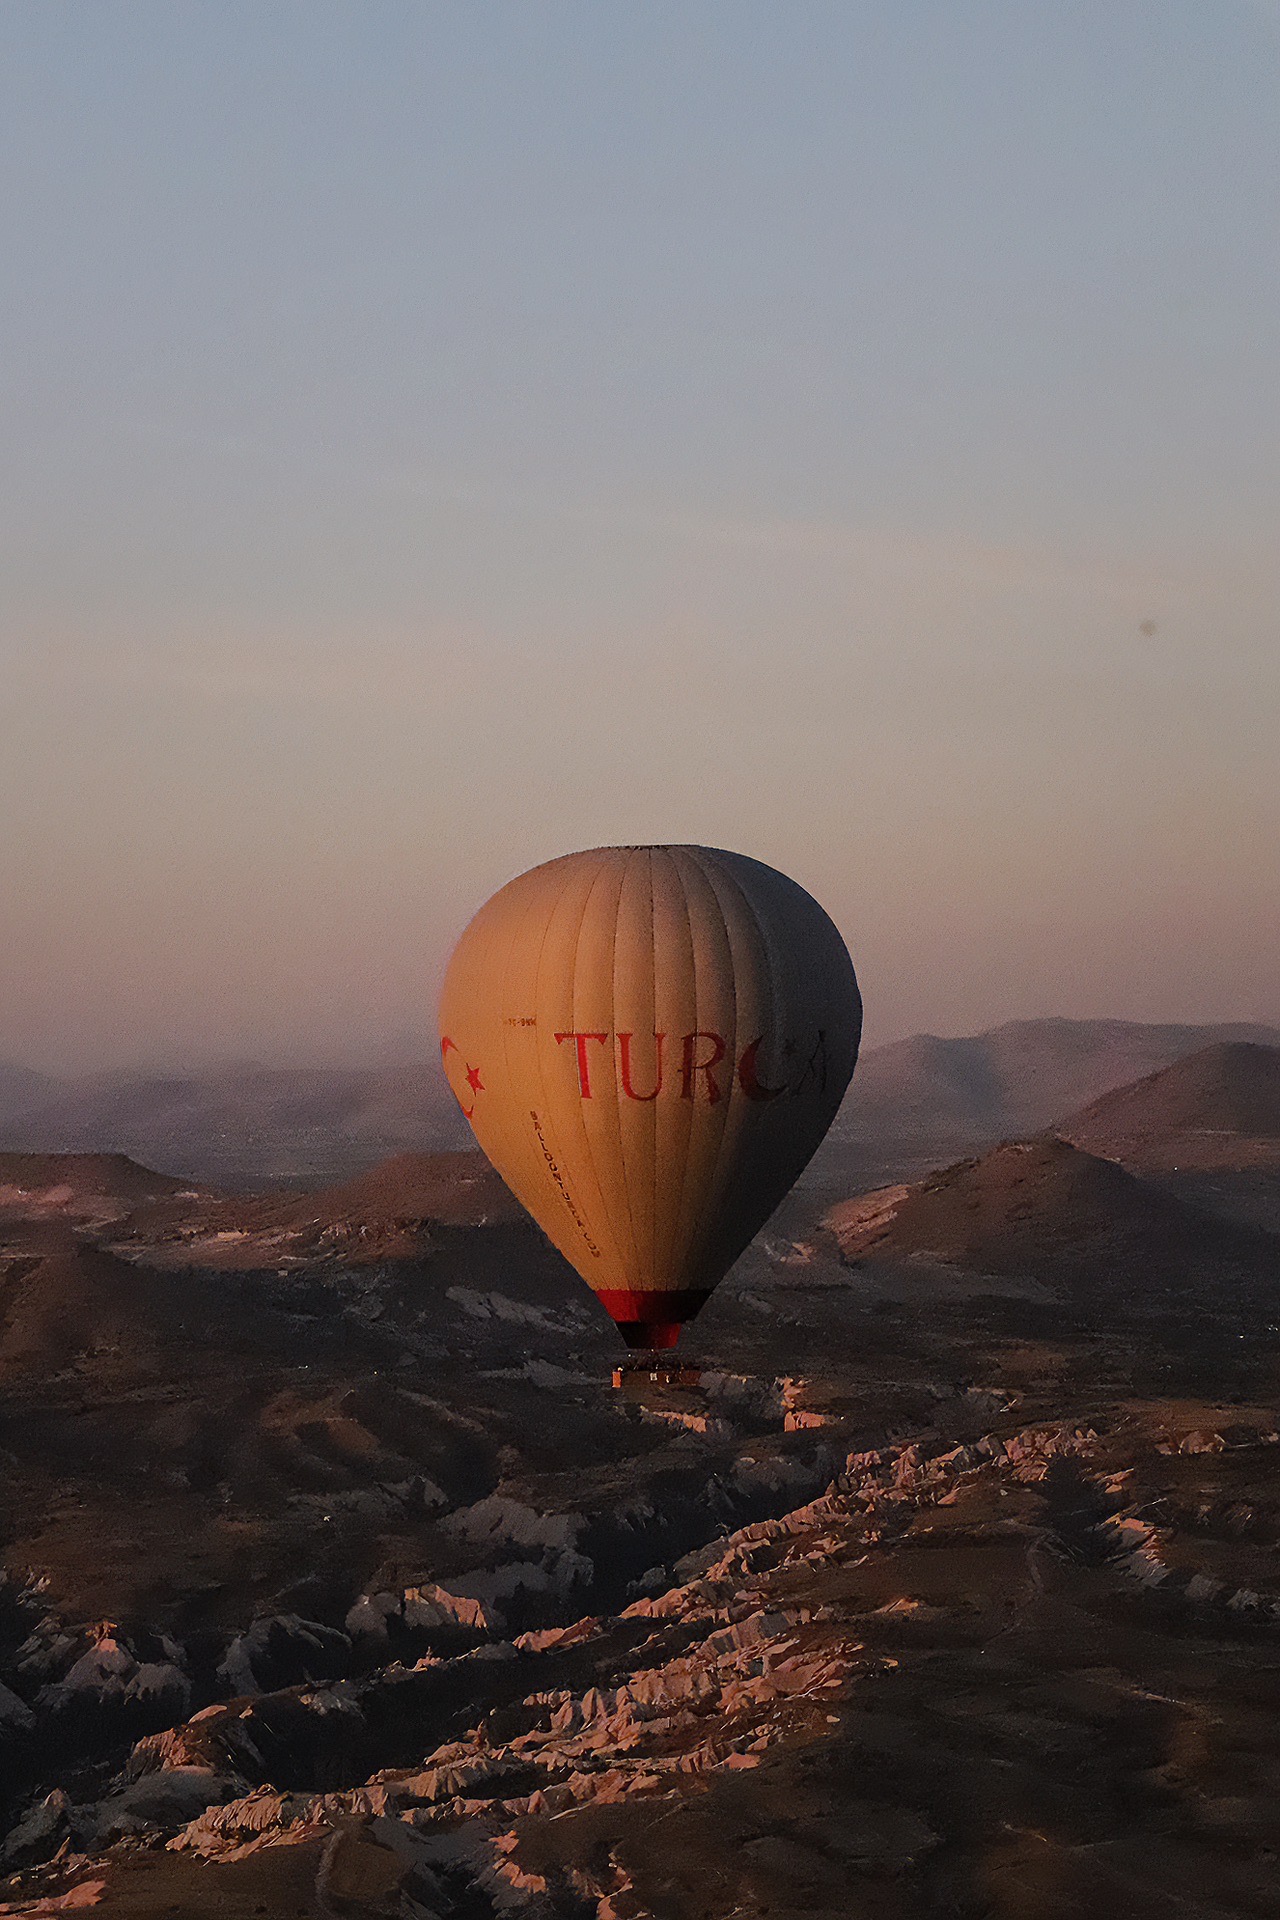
[680,1031,726,1103]
[737,1036,787,1101]
[555,1030,609,1098]
[617,1031,665,1100]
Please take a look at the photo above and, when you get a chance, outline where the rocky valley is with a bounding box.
[1,1041,1280,1916]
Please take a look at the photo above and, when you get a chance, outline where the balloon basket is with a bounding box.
[612,1360,703,1392]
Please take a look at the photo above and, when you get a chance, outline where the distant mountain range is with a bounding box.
[837,1018,1280,1143]
[2,1017,1278,1189]
[0,1061,469,1189]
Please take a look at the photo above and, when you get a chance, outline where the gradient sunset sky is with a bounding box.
[2,2,1277,1072]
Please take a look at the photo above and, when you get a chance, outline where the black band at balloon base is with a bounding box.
[617,1320,681,1351]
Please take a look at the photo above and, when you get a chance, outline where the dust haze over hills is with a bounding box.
[4,1018,1278,1194]
[3,1031,1280,1913]
[0,1062,470,1191]
[0,1067,54,1127]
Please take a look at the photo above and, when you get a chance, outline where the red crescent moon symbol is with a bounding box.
[440,1034,478,1119]
[738,1035,787,1102]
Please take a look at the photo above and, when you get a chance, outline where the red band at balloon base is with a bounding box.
[595,1288,711,1351]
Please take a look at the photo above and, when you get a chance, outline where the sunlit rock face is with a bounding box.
[3,1112,1280,1916]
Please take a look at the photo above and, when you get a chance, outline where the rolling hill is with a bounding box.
[825,1135,1279,1292]
[0,1151,198,1225]
[1056,1042,1280,1236]
[1062,1042,1280,1162]
[113,1147,524,1265]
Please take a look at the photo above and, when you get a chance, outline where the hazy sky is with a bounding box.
[2,2,1278,1073]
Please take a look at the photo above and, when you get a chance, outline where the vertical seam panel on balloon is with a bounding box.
[656,846,697,1293]
[696,850,773,1273]
[682,846,740,1281]
[757,857,856,1193]
[757,865,819,1201]
[644,847,657,1292]
[666,846,726,1286]
[495,875,563,1194]
[606,847,648,1294]
[584,850,639,1286]
[737,858,789,1229]
[499,861,569,1223]
[569,852,631,1280]
[523,855,616,1273]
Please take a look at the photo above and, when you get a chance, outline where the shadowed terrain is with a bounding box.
[2,1051,1280,1915]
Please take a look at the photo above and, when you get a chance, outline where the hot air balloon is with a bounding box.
[438,845,860,1353]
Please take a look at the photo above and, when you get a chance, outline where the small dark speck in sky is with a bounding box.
[1139,619,1158,637]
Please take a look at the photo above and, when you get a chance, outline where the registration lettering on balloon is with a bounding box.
[529,1108,601,1260]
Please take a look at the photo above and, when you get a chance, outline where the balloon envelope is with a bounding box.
[439,845,861,1349]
